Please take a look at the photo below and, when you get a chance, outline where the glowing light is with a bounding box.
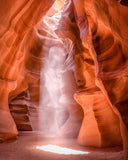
[36,145,89,155]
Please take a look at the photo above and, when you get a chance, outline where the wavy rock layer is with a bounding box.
[9,91,32,131]
[0,0,55,141]
[0,1,128,158]
[71,0,128,157]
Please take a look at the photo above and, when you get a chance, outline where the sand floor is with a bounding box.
[0,132,124,160]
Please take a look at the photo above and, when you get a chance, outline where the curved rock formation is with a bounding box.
[0,0,128,159]
[0,0,55,141]
[36,6,83,137]
[56,0,122,147]
[72,0,128,157]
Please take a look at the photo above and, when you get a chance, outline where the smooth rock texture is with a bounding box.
[0,79,17,141]
[0,0,128,159]
[0,0,55,141]
[56,0,123,147]
[71,0,128,157]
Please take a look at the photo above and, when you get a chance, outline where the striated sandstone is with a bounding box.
[72,0,128,157]
[0,0,55,141]
[0,1,128,159]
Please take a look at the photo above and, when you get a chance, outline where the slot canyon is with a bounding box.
[0,0,128,159]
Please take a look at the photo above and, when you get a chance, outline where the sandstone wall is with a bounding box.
[0,1,128,159]
[0,0,55,141]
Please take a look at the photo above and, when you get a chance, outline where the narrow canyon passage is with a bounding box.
[0,0,128,160]
[39,8,77,135]
[29,5,83,137]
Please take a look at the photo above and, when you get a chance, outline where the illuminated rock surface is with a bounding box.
[0,0,128,159]
[0,0,55,141]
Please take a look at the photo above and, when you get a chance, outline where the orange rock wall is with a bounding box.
[0,1,128,158]
[0,0,55,141]
[71,0,128,157]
